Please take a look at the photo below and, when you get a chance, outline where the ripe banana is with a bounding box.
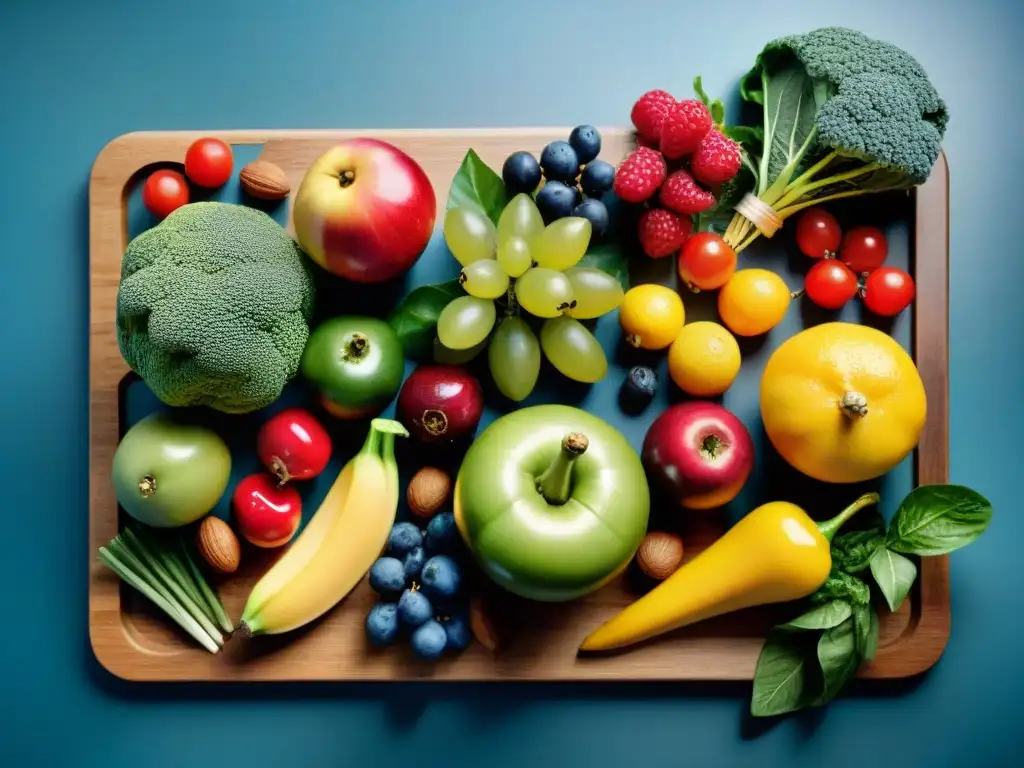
[238,418,408,636]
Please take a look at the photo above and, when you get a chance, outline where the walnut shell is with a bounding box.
[407,467,452,520]
[636,531,684,581]
[239,160,290,201]
[196,516,241,574]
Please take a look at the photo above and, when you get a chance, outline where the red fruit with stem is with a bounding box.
[796,208,842,258]
[397,365,484,444]
[804,260,859,310]
[862,267,915,316]
[233,473,303,549]
[257,407,332,484]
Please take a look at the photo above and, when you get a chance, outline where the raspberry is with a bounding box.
[613,147,667,204]
[659,100,713,159]
[630,90,678,143]
[691,130,742,186]
[638,209,692,259]
[659,170,716,215]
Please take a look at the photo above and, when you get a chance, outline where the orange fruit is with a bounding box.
[619,284,685,350]
[718,269,791,336]
[668,322,741,396]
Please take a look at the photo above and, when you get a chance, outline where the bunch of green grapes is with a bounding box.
[438,193,624,401]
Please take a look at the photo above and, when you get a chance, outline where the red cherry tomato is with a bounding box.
[184,137,234,188]
[257,408,332,483]
[795,208,841,258]
[840,226,888,273]
[232,473,303,548]
[142,169,190,218]
[677,232,737,291]
[803,260,859,310]
[863,267,915,316]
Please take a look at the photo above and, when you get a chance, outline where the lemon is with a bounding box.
[619,284,685,350]
[668,321,741,396]
[760,322,927,484]
[718,269,791,336]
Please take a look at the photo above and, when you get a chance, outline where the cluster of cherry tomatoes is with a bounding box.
[141,136,235,219]
[795,208,916,317]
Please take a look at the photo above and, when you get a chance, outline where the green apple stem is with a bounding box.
[536,433,589,506]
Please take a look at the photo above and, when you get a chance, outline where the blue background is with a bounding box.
[1,0,1020,765]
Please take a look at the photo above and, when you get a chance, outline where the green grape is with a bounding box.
[436,295,496,350]
[496,236,532,278]
[444,206,497,266]
[433,336,488,365]
[565,267,625,319]
[460,259,510,299]
[488,316,541,402]
[540,316,608,384]
[532,216,592,271]
[515,267,575,319]
[497,193,544,245]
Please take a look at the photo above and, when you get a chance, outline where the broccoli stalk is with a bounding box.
[722,27,949,253]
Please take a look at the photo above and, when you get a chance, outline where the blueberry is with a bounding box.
[368,557,406,597]
[424,511,458,554]
[397,588,434,628]
[420,555,462,603]
[502,151,542,195]
[580,160,615,197]
[535,181,580,223]
[619,365,658,414]
[403,546,426,580]
[441,612,471,652]
[571,198,610,239]
[387,522,423,558]
[539,140,580,183]
[569,125,602,164]
[410,619,448,661]
[365,602,400,647]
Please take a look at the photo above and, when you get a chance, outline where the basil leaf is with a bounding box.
[869,547,918,612]
[447,149,509,225]
[864,605,880,661]
[723,124,764,153]
[852,603,874,659]
[886,484,993,556]
[809,567,870,606]
[832,511,886,573]
[778,600,851,632]
[750,632,811,717]
[387,279,465,361]
[814,616,861,706]
[578,243,629,290]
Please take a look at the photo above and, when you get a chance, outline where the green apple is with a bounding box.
[112,413,232,528]
[454,405,650,602]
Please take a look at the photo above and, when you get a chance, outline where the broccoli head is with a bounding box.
[117,201,316,414]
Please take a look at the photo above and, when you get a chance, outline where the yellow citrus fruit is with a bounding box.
[619,284,685,350]
[760,322,927,484]
[668,321,741,396]
[718,269,791,336]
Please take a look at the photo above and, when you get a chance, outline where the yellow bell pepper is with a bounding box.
[578,493,879,653]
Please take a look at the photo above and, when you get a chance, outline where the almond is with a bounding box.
[239,160,290,201]
[469,596,502,652]
[407,467,452,520]
[636,531,684,581]
[196,516,241,574]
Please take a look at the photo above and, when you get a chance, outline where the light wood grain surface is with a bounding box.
[89,129,950,682]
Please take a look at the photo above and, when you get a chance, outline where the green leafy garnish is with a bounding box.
[869,547,918,612]
[809,567,870,606]
[578,242,630,290]
[446,148,510,225]
[831,511,887,573]
[386,279,465,361]
[885,485,993,556]
[750,632,811,717]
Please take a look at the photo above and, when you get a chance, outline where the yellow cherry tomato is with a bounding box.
[718,269,791,336]
[619,284,685,350]
[760,322,927,484]
[668,321,741,396]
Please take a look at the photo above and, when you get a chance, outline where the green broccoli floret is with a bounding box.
[117,201,316,414]
[724,27,949,252]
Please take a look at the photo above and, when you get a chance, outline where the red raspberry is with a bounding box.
[630,89,678,143]
[691,129,742,186]
[659,100,713,159]
[659,169,716,215]
[613,147,667,204]
[638,209,692,259]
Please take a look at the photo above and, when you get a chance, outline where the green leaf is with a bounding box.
[578,243,629,290]
[723,124,764,153]
[864,605,880,661]
[386,279,465,361]
[809,567,871,606]
[447,148,510,225]
[710,100,725,126]
[886,484,993,556]
[832,511,886,573]
[692,75,711,107]
[869,547,918,612]
[852,603,875,660]
[813,616,861,706]
[750,632,811,717]
[778,600,851,632]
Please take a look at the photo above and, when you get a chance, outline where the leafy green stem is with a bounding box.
[818,493,881,542]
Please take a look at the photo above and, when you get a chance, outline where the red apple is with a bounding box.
[396,365,484,444]
[292,138,437,283]
[642,402,754,510]
[232,473,303,548]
